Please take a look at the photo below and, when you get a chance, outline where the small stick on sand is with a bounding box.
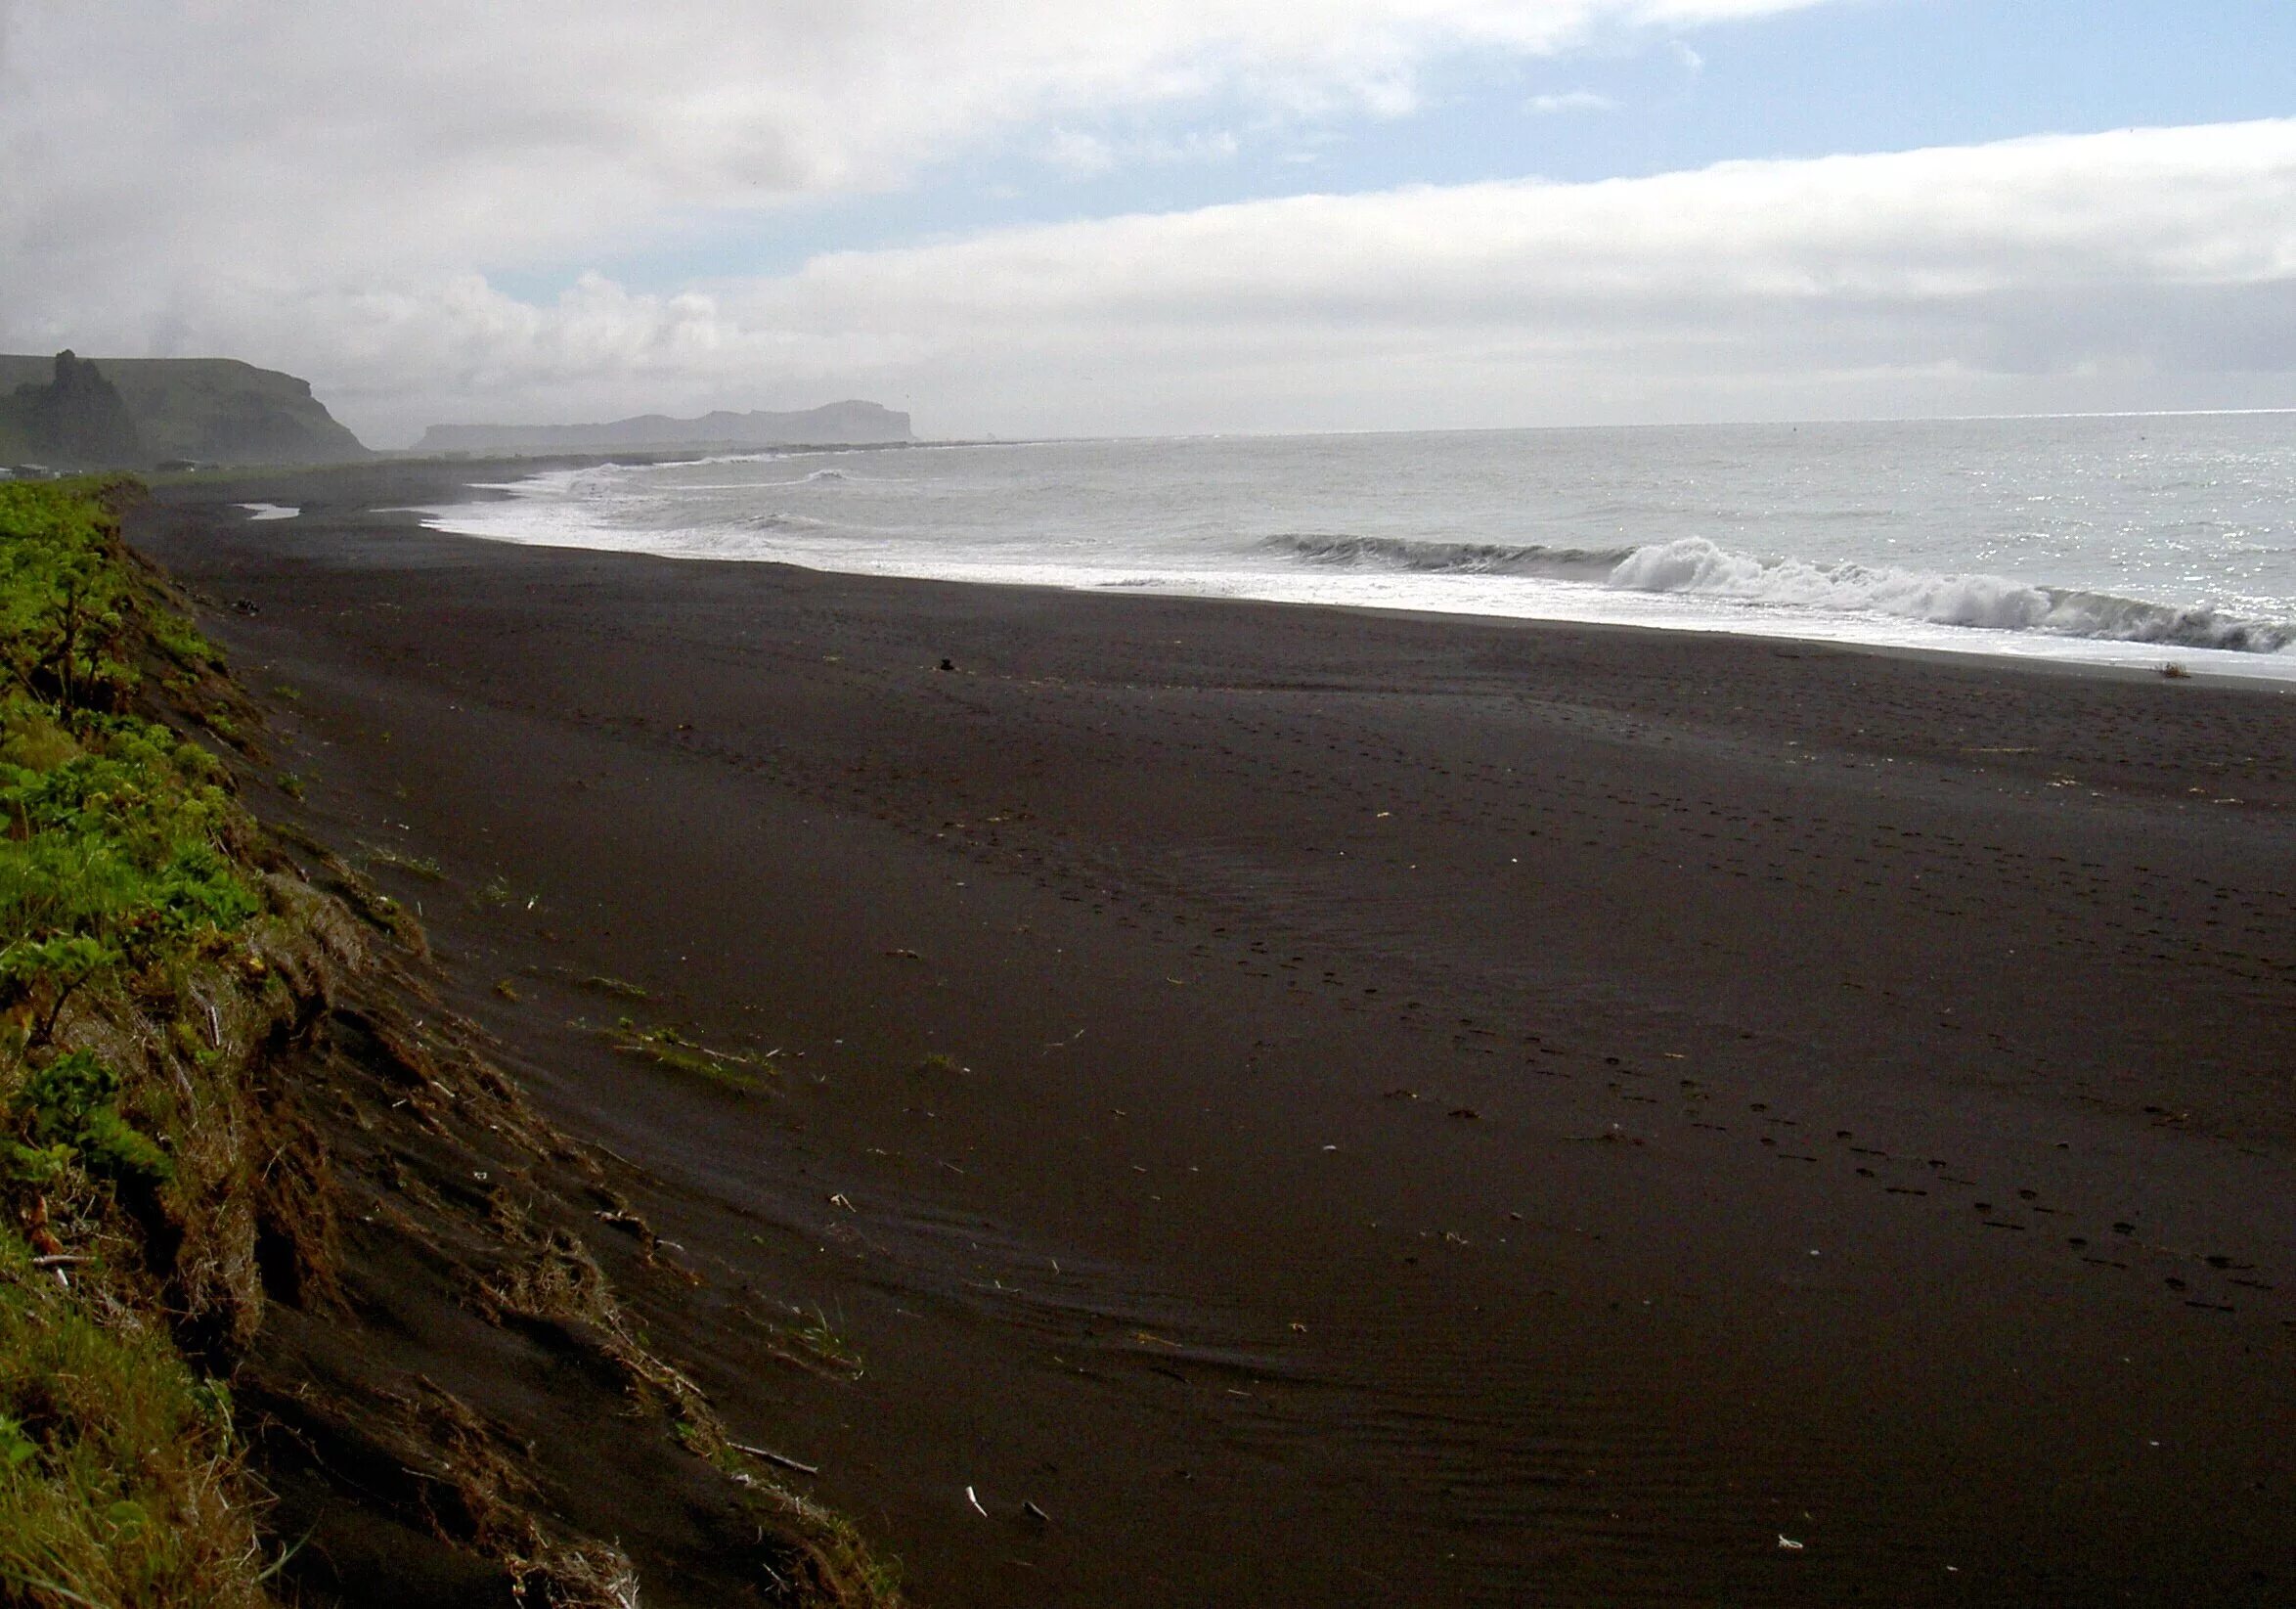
[729,1441,819,1476]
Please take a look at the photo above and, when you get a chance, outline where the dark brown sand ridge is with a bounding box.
[135,463,2296,1607]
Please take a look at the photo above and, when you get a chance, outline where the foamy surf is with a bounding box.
[419,418,2296,684]
[1250,530,2292,654]
[1606,536,2292,654]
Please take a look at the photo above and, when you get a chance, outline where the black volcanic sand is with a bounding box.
[135,465,2296,1606]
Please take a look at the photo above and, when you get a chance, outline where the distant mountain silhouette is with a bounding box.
[416,401,913,454]
[0,353,369,467]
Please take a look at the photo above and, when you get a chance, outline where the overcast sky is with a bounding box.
[4,1,2294,445]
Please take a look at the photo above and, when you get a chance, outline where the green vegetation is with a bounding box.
[768,1303,865,1381]
[0,1237,269,1607]
[597,1015,776,1091]
[0,476,283,1606]
[357,841,443,881]
[0,478,901,1606]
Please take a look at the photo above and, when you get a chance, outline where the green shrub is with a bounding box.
[0,482,139,715]
[6,1050,170,1186]
[0,704,258,1046]
[0,479,274,1603]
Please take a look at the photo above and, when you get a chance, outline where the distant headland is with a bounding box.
[0,350,917,475]
[416,401,914,455]
[0,350,370,469]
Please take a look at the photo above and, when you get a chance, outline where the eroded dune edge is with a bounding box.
[0,477,899,1607]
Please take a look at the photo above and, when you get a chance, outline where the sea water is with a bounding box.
[420,413,2296,681]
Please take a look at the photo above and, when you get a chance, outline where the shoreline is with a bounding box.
[133,462,2296,1605]
[408,450,2296,691]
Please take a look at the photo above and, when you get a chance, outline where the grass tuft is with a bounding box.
[0,1233,272,1607]
[595,1017,774,1092]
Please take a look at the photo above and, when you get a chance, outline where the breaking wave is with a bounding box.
[1260,530,2292,653]
[1608,537,2294,653]
[1259,532,1634,577]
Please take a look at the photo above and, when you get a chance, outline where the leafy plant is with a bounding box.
[0,1413,36,1474]
[6,1050,170,1185]
[0,482,140,715]
[0,480,272,1601]
[0,934,117,1046]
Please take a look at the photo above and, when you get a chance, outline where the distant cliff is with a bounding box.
[0,353,369,467]
[416,400,913,455]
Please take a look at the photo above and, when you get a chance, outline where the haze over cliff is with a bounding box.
[0,353,369,467]
[417,401,913,455]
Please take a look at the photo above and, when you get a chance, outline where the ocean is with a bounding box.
[420,412,2296,681]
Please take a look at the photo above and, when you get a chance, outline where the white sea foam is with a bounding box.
[1607,536,2292,652]
[239,502,300,521]
[419,418,2296,683]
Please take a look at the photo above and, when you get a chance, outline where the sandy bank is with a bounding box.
[134,464,2296,1606]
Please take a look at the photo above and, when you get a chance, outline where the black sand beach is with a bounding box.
[133,465,2296,1606]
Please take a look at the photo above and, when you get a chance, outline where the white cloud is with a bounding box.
[6,7,2293,440]
[1527,90,1621,114]
[1044,126,1243,177]
[152,119,2296,443]
[929,128,2251,358]
[0,2,1839,434]
[1,1,1830,286]
[1042,130,1122,179]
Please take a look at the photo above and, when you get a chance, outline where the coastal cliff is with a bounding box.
[0,355,369,469]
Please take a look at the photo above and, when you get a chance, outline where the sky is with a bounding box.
[3,1,2294,446]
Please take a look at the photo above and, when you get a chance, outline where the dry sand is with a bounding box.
[134,465,2295,1606]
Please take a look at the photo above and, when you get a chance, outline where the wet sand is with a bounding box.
[135,465,2295,1606]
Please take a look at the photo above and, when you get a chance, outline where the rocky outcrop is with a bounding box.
[0,351,146,468]
[0,354,370,466]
